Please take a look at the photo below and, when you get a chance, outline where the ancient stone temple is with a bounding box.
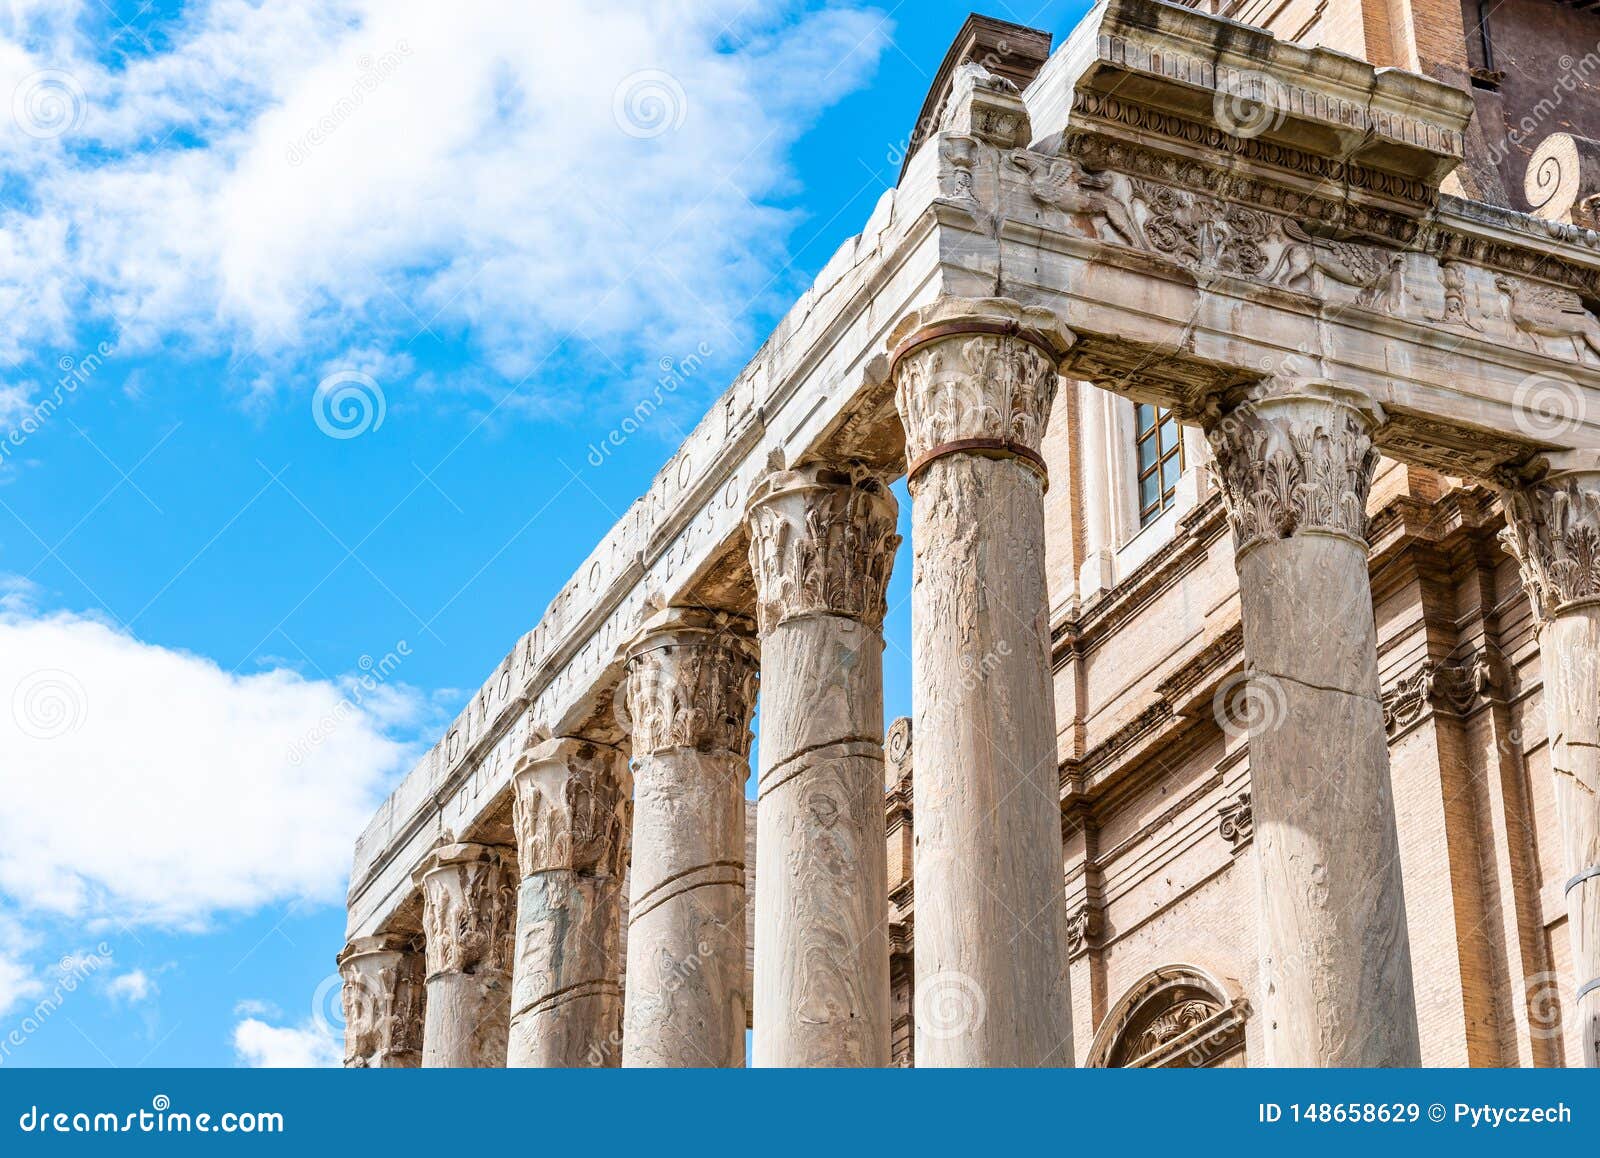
[341,0,1600,1067]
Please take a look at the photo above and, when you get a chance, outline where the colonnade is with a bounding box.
[338,295,1600,1068]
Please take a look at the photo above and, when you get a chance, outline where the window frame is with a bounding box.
[1134,403,1185,527]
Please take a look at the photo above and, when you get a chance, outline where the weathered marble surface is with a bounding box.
[1499,455,1600,1067]
[1208,379,1420,1066]
[416,842,517,1067]
[746,462,898,1066]
[337,933,424,1068]
[621,608,758,1067]
[506,737,630,1067]
[891,298,1075,1067]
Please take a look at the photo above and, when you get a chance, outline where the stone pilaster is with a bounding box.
[506,736,631,1068]
[887,296,1074,1067]
[1497,453,1600,1067]
[621,607,758,1067]
[1205,377,1420,1066]
[336,933,425,1068]
[416,841,517,1067]
[744,461,899,1066]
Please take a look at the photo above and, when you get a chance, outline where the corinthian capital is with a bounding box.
[511,737,631,878]
[336,933,425,1067]
[1204,378,1384,557]
[1496,453,1600,622]
[744,462,900,634]
[416,842,517,979]
[886,297,1072,484]
[622,607,759,757]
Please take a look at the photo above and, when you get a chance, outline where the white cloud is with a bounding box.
[0,0,888,395]
[105,969,156,1004]
[0,594,427,927]
[232,1016,340,1068]
[0,916,41,1018]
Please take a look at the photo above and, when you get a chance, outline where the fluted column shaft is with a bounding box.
[337,933,425,1068]
[1206,378,1419,1066]
[745,462,899,1066]
[621,607,759,1067]
[506,737,631,1067]
[1498,456,1600,1066]
[888,298,1074,1067]
[417,841,517,1067]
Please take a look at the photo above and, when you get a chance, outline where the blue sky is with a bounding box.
[0,0,1086,1067]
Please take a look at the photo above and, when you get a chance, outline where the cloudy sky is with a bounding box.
[0,0,1080,1066]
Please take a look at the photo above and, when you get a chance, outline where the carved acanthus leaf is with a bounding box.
[337,935,425,1067]
[417,843,517,979]
[893,331,1060,471]
[746,463,899,634]
[1205,381,1382,557]
[1498,468,1600,622]
[624,610,759,756]
[511,738,631,878]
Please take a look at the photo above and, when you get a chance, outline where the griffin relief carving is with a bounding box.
[1496,276,1600,361]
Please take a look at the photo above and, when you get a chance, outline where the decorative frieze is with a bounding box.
[886,297,1073,484]
[623,607,759,757]
[1204,379,1383,558]
[1381,651,1500,737]
[1496,459,1600,623]
[416,842,517,980]
[511,737,630,878]
[337,934,425,1068]
[745,461,900,634]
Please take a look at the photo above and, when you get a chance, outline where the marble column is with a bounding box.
[1498,452,1600,1067]
[745,461,900,1066]
[506,737,631,1067]
[887,297,1074,1067]
[1205,377,1420,1066]
[336,933,425,1068]
[416,841,517,1067]
[621,607,759,1067]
